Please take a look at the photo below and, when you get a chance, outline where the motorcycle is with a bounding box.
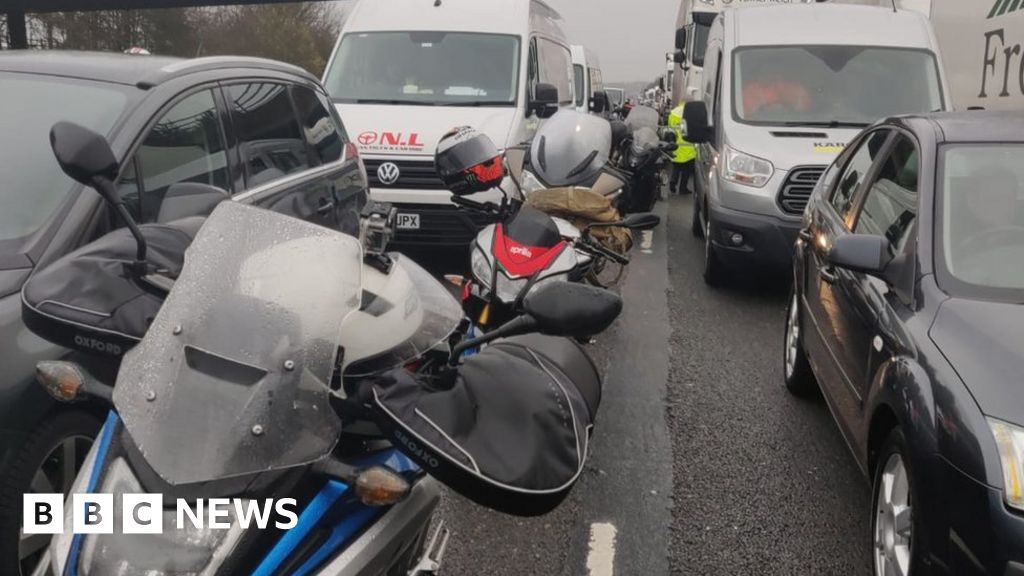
[24,122,623,576]
[612,105,679,215]
[433,118,657,332]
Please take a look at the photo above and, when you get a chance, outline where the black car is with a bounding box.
[786,111,1024,576]
[0,51,367,575]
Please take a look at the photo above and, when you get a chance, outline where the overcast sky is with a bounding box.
[544,0,679,82]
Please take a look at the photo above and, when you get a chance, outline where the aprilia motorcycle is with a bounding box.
[434,118,657,332]
[25,122,623,576]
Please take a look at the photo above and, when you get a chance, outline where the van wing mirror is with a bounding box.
[682,101,711,144]
[673,50,686,65]
[675,27,687,50]
[532,83,560,119]
[590,92,609,114]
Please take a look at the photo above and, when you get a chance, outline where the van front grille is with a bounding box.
[364,159,442,190]
[778,166,826,216]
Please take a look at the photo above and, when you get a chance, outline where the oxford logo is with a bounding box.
[989,0,1024,19]
[377,162,401,186]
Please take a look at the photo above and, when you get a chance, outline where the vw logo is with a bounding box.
[377,162,401,186]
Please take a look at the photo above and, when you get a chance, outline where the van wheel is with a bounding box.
[783,290,815,396]
[871,429,924,576]
[0,410,102,576]
[702,213,725,286]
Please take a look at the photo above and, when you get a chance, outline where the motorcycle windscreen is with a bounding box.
[631,126,660,154]
[341,253,462,378]
[114,202,362,486]
[530,109,612,188]
[623,105,659,132]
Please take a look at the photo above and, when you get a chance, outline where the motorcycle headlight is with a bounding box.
[520,170,546,195]
[471,247,492,289]
[722,145,773,188]
[989,418,1024,511]
[78,458,246,576]
[494,274,529,304]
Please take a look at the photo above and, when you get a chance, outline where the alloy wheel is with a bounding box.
[873,452,913,576]
[19,435,94,573]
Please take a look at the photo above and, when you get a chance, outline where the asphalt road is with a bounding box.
[419,192,873,575]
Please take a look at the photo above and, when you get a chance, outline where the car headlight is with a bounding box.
[722,145,773,188]
[470,247,492,289]
[494,274,529,304]
[989,418,1024,511]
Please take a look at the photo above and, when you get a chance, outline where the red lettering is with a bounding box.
[382,132,401,146]
[408,133,423,147]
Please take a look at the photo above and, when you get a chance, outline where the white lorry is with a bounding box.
[672,0,814,106]
[820,0,1024,109]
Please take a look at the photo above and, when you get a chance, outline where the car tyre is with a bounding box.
[871,428,924,576]
[691,183,703,238]
[0,409,102,576]
[783,290,815,396]
[702,212,725,286]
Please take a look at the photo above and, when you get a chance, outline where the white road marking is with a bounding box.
[586,522,617,576]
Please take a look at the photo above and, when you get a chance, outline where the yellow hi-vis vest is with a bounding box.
[668,104,697,164]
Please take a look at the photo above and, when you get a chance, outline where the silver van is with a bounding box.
[683,3,951,285]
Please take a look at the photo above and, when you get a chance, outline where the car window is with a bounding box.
[830,130,890,223]
[128,89,230,224]
[227,83,310,187]
[537,38,573,105]
[291,85,343,165]
[855,134,919,254]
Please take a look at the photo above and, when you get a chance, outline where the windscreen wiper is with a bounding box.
[782,120,870,128]
[351,99,439,106]
[445,101,514,107]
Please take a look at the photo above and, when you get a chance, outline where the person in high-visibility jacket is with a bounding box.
[668,103,697,195]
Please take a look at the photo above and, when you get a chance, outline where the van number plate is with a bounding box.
[396,213,420,230]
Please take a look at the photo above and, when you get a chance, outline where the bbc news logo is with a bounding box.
[24,494,298,534]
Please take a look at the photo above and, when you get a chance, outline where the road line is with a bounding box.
[586,522,617,576]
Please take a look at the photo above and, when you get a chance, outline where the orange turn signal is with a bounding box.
[353,466,411,507]
[35,361,85,402]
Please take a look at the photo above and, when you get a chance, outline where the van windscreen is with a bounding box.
[324,32,520,107]
[732,46,943,127]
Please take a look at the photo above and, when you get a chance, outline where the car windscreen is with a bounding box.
[325,32,520,107]
[732,46,943,127]
[937,144,1024,303]
[0,73,132,246]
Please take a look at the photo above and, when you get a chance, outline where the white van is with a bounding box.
[322,0,574,246]
[683,4,951,285]
[571,45,608,116]
[671,0,814,106]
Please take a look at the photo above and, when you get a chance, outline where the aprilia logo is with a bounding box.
[509,246,534,258]
[74,334,121,356]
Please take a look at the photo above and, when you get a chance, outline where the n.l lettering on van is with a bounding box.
[355,131,425,152]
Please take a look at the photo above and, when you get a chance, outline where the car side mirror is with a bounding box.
[682,101,711,144]
[523,283,622,337]
[531,83,559,119]
[827,234,893,277]
[675,27,687,50]
[50,121,120,199]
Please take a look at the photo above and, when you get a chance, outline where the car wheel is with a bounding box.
[702,212,725,286]
[871,429,924,576]
[691,186,703,238]
[783,290,815,396]
[0,410,102,576]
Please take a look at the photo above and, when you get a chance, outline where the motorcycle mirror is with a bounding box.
[50,121,149,272]
[619,213,661,231]
[50,121,120,199]
[522,283,622,338]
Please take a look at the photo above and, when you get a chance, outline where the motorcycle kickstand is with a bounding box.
[409,522,451,576]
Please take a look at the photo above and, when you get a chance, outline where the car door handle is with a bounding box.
[820,265,839,284]
[316,199,335,216]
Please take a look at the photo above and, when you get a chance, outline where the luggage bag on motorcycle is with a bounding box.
[371,334,601,516]
[21,218,202,359]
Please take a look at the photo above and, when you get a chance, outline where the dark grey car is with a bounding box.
[0,51,368,575]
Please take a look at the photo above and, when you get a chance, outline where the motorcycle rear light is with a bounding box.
[35,361,85,402]
[354,466,411,507]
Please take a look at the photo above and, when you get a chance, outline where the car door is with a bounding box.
[695,42,722,210]
[804,128,894,432]
[222,80,354,234]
